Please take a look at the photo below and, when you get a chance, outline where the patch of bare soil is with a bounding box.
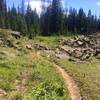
[14,68,31,92]
[8,68,33,100]
[0,89,7,100]
[27,50,40,60]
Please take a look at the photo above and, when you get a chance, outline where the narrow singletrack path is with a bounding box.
[48,61,82,100]
[28,51,82,100]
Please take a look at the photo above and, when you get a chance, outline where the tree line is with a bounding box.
[0,0,100,38]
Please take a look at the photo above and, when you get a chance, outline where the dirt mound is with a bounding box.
[57,33,100,61]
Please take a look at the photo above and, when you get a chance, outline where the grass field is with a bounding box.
[0,46,70,100]
[33,35,78,48]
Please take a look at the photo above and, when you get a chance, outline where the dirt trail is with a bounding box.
[28,51,82,100]
[42,57,82,100]
[48,61,82,100]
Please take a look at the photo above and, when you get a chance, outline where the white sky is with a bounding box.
[25,0,64,13]
[25,1,42,13]
[25,0,51,14]
[97,2,100,6]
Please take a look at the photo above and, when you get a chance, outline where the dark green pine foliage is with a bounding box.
[50,0,63,35]
[25,3,34,38]
[25,3,32,35]
[21,0,25,15]
[17,14,28,36]
[6,7,11,29]
[97,16,100,31]
[67,8,77,33]
[40,5,51,36]
[25,3,40,38]
[77,8,87,34]
[4,0,8,28]
[0,0,6,28]
[16,2,28,36]
[10,4,18,31]
[32,9,40,36]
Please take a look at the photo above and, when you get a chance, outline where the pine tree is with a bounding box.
[40,5,51,36]
[21,0,25,15]
[10,4,18,30]
[25,3,32,32]
[97,16,100,31]
[0,0,3,10]
[68,8,77,33]
[0,0,6,28]
[17,15,28,35]
[63,8,68,35]
[50,0,63,35]
[25,3,40,38]
[77,8,87,34]
[32,9,40,36]
[6,7,11,29]
[87,10,92,33]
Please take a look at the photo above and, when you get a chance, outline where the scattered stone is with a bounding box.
[76,40,84,46]
[0,89,7,96]
[11,31,21,39]
[26,44,33,50]
[34,43,49,50]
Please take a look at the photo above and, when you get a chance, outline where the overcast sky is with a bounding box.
[7,0,100,16]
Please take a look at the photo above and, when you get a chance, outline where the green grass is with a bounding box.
[33,36,63,48]
[23,59,70,100]
[33,36,65,48]
[33,35,80,48]
[57,58,100,100]
[0,49,33,92]
[0,46,70,100]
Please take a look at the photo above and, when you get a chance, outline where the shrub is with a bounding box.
[23,81,66,100]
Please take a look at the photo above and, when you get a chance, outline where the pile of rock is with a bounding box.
[57,33,100,60]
